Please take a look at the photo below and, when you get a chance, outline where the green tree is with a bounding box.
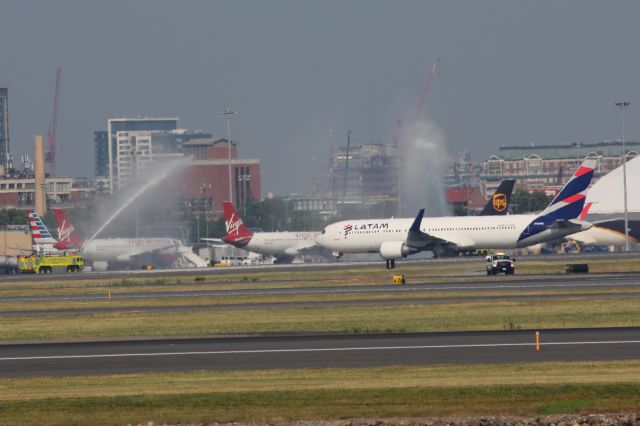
[510,190,553,214]
[0,209,28,226]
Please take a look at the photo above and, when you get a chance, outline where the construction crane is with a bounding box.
[413,57,440,123]
[391,58,440,146]
[46,68,61,176]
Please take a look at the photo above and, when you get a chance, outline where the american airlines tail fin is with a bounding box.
[538,158,597,221]
[53,209,84,249]
[28,210,58,246]
[480,180,515,216]
[222,201,253,246]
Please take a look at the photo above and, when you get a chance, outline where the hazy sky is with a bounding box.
[2,1,639,195]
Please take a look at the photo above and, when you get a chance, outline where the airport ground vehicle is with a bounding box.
[485,253,515,275]
[17,254,84,274]
[216,256,252,267]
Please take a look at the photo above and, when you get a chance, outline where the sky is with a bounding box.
[1,1,639,196]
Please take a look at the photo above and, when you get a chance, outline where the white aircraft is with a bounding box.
[316,158,597,268]
[209,201,319,263]
[567,203,640,247]
[565,156,640,248]
[53,209,207,270]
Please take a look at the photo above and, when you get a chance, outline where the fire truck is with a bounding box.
[17,254,84,274]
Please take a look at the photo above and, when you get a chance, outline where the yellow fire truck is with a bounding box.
[17,255,84,274]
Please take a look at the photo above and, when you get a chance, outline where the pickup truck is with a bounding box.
[485,253,515,275]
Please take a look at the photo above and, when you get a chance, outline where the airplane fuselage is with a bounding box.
[81,238,182,262]
[235,232,319,256]
[317,214,589,254]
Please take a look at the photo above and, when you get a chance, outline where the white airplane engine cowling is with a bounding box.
[379,241,419,260]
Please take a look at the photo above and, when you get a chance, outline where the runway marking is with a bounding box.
[2,340,640,361]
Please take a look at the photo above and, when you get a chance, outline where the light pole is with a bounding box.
[200,183,208,238]
[615,101,631,251]
[238,172,251,216]
[221,105,236,203]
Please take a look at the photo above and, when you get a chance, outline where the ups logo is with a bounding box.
[492,193,507,212]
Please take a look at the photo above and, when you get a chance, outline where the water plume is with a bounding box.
[89,157,190,241]
[399,119,450,217]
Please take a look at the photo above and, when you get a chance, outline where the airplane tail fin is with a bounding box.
[538,158,597,221]
[53,209,84,249]
[222,201,253,246]
[480,179,515,216]
[28,210,58,245]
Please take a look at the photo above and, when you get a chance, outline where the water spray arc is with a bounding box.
[88,159,188,241]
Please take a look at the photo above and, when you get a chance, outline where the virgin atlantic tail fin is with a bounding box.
[53,209,84,249]
[222,201,253,247]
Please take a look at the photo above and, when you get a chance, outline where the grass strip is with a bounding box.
[1,298,639,341]
[1,383,639,425]
[2,286,640,315]
[4,360,640,400]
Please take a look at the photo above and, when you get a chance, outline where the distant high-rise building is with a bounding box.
[330,143,399,200]
[113,129,211,190]
[94,131,109,179]
[0,88,9,174]
[105,117,178,193]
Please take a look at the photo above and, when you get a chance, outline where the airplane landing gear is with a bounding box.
[333,251,343,263]
[385,259,396,269]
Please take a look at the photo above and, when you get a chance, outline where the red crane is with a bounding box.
[391,58,440,146]
[413,57,440,123]
[46,68,61,176]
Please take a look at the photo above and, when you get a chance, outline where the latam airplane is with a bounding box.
[53,209,207,269]
[316,159,597,268]
[213,201,318,263]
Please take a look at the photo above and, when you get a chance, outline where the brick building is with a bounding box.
[177,138,261,217]
[482,140,640,195]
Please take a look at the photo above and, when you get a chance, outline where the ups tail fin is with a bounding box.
[538,158,597,221]
[222,201,253,242]
[480,180,515,216]
[53,209,84,249]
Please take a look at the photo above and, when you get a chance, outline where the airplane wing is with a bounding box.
[405,209,475,250]
[201,237,224,243]
[114,242,181,262]
[283,241,319,256]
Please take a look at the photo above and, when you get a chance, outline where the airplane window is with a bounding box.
[321,230,325,234]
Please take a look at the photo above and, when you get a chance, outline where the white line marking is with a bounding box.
[2,340,640,361]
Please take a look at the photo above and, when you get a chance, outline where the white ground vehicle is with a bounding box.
[485,253,515,275]
[218,256,252,266]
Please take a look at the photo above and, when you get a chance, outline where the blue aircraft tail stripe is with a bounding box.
[549,171,593,207]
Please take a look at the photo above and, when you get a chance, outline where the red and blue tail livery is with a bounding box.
[517,158,596,244]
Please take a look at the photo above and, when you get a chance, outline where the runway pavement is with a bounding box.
[2,271,640,307]
[0,328,639,377]
[1,251,637,282]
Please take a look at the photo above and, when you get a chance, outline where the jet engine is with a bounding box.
[92,261,109,272]
[379,241,419,260]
